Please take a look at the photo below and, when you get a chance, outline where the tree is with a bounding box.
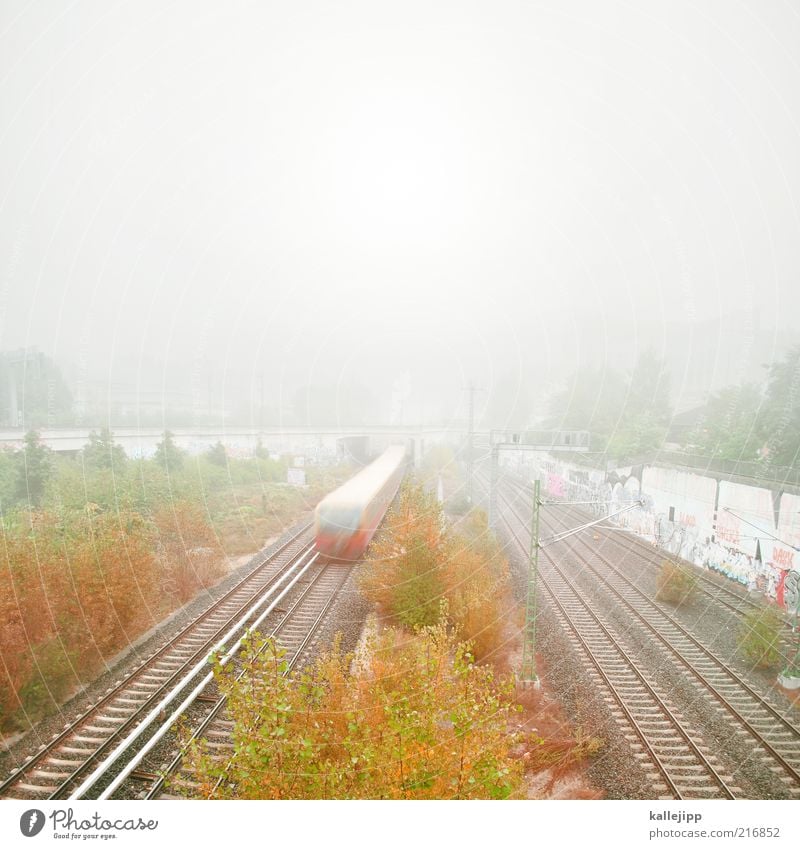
[607,351,672,461]
[547,351,672,462]
[360,482,449,628]
[153,430,184,471]
[688,384,765,460]
[360,487,513,661]
[761,344,800,468]
[82,428,126,470]
[178,623,524,799]
[626,349,671,422]
[0,449,17,513]
[206,441,227,467]
[14,430,53,507]
[0,351,73,428]
[545,366,626,450]
[607,409,668,461]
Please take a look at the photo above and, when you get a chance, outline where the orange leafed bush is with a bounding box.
[359,483,448,628]
[444,510,515,664]
[360,483,514,663]
[0,504,224,730]
[179,622,524,799]
[655,559,698,605]
[151,501,225,604]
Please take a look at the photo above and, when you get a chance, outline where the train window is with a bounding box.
[319,506,361,532]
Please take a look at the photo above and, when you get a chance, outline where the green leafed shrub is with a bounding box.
[738,605,784,669]
[178,620,524,800]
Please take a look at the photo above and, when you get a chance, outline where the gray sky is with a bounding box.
[1,1,799,422]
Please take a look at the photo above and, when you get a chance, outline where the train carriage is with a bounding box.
[314,445,406,562]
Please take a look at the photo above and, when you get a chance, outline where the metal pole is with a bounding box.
[521,478,541,686]
[489,444,499,528]
[466,382,475,505]
[259,371,264,428]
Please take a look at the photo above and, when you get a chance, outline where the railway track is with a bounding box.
[522,489,800,794]
[480,472,800,798]
[570,513,777,620]
[501,473,789,624]
[158,562,351,799]
[0,522,332,800]
[490,479,739,799]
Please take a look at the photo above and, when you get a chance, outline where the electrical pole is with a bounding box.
[489,443,499,528]
[520,478,541,686]
[483,431,637,688]
[465,382,478,506]
[259,371,265,429]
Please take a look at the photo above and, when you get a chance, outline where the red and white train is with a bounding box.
[314,445,407,562]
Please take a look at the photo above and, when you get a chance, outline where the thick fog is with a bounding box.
[1,1,798,426]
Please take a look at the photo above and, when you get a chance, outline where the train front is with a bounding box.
[314,498,366,562]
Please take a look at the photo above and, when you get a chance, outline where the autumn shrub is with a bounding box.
[152,501,225,605]
[227,457,286,485]
[360,483,448,628]
[445,510,514,663]
[0,451,351,732]
[178,619,524,799]
[0,503,225,730]
[0,511,164,726]
[655,560,699,605]
[0,524,60,724]
[14,638,77,721]
[360,485,513,662]
[738,605,784,669]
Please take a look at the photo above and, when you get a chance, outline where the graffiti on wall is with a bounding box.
[520,454,794,606]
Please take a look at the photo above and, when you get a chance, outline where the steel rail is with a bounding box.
[151,564,351,800]
[499,477,800,792]
[556,499,793,625]
[491,480,734,799]
[0,522,314,799]
[542,520,800,787]
[68,546,319,800]
[501,473,788,624]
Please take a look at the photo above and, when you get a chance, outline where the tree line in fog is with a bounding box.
[4,345,800,469]
[545,345,800,467]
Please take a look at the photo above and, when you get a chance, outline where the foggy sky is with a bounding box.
[1,1,798,423]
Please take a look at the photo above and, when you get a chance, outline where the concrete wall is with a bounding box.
[510,453,796,606]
